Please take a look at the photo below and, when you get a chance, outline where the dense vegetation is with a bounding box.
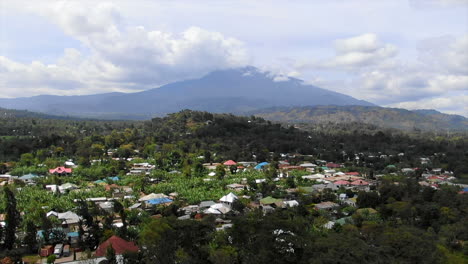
[250,105,468,131]
[0,109,467,263]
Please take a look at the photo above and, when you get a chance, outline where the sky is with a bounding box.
[0,0,467,116]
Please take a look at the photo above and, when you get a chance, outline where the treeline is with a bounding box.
[0,109,467,179]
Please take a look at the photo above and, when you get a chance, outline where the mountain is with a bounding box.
[0,107,80,120]
[249,105,468,131]
[0,67,374,119]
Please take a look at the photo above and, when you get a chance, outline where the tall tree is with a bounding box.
[24,220,38,252]
[4,187,20,250]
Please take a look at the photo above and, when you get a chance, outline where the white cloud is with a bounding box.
[0,1,249,98]
[311,34,398,70]
[288,33,467,115]
[388,94,468,116]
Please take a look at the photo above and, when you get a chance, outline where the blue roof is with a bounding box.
[255,162,269,170]
[463,187,468,192]
[147,197,173,205]
[19,173,39,180]
[107,176,120,181]
[38,229,79,238]
[67,232,79,237]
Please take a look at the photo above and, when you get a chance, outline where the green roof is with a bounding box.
[260,196,282,205]
[356,208,378,215]
[336,216,353,225]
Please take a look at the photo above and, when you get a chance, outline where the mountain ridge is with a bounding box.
[249,105,468,131]
[0,67,374,119]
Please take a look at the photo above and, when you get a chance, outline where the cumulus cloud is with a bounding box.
[289,33,467,116]
[389,94,468,116]
[0,1,249,98]
[316,34,398,70]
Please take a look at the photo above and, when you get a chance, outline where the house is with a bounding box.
[262,205,275,214]
[204,203,232,215]
[300,163,317,168]
[49,167,72,176]
[199,201,216,210]
[237,161,257,168]
[339,193,347,201]
[128,163,155,175]
[220,192,238,206]
[138,193,169,202]
[203,163,221,170]
[18,173,40,184]
[45,184,59,193]
[59,183,79,193]
[146,197,173,206]
[260,196,283,207]
[64,160,76,168]
[302,174,325,180]
[326,163,341,169]
[255,179,266,184]
[47,211,81,231]
[223,160,237,166]
[350,180,369,186]
[401,168,414,173]
[334,180,350,186]
[255,162,269,170]
[226,183,246,191]
[315,201,339,210]
[282,200,299,207]
[311,183,339,192]
[98,202,114,213]
[95,236,139,257]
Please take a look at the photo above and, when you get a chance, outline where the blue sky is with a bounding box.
[0,0,467,115]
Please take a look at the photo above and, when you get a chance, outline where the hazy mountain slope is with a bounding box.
[250,106,468,131]
[0,67,374,119]
[0,107,80,120]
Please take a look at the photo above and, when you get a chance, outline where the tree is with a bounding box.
[216,165,226,180]
[140,218,177,263]
[46,255,56,264]
[24,221,38,253]
[41,213,53,245]
[106,243,117,264]
[356,191,380,208]
[20,153,35,166]
[113,200,127,238]
[4,187,20,250]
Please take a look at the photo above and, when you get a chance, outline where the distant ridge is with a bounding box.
[249,105,468,131]
[0,67,374,119]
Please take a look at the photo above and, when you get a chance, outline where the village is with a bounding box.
[1,150,466,264]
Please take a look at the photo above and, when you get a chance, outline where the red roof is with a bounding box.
[350,180,369,186]
[345,172,360,176]
[223,160,237,166]
[334,180,350,185]
[49,167,72,174]
[95,236,139,257]
[326,163,341,168]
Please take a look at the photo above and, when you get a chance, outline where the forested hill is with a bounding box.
[250,105,468,131]
[0,107,75,120]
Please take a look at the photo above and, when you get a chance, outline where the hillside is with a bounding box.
[0,107,76,120]
[250,105,468,131]
[0,67,374,119]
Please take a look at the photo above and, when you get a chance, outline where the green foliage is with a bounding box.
[3,186,19,250]
[46,254,56,264]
